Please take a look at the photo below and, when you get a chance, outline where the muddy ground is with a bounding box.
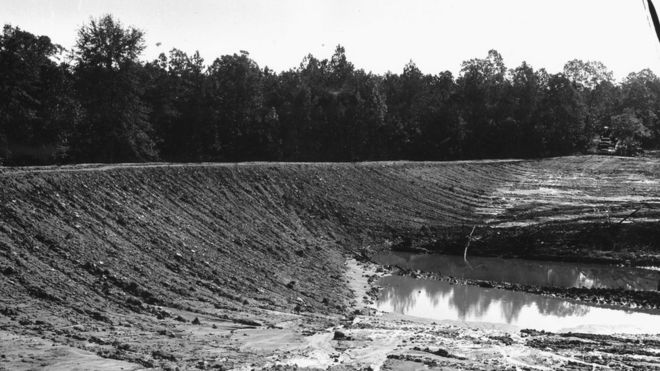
[0,155,659,369]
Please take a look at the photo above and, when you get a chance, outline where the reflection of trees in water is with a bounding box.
[376,253,660,291]
[378,277,590,324]
[380,277,452,314]
[536,298,589,317]
[448,284,496,320]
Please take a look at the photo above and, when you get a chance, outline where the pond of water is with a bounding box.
[376,276,660,334]
[373,252,660,291]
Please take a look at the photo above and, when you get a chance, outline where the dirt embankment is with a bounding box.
[0,156,659,369]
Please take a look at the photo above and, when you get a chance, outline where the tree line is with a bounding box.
[1,15,659,165]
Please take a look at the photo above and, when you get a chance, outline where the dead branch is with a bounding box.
[464,225,477,269]
[617,207,642,225]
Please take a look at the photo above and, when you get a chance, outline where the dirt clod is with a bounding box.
[152,350,177,362]
[333,330,352,341]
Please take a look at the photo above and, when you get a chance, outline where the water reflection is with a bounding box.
[374,252,660,291]
[377,276,660,334]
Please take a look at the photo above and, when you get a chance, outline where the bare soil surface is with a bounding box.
[0,155,659,369]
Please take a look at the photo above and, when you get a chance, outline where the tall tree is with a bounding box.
[207,52,266,160]
[619,69,660,148]
[456,50,511,158]
[563,60,617,142]
[535,74,585,156]
[351,71,389,160]
[509,62,546,156]
[0,25,76,164]
[563,60,613,90]
[143,49,208,161]
[70,15,157,162]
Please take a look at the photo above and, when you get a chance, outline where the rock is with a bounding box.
[233,318,262,327]
[152,350,177,362]
[0,307,18,316]
[430,348,450,357]
[174,315,187,322]
[490,335,514,346]
[115,343,131,351]
[333,330,351,340]
[88,336,107,345]
[192,317,201,325]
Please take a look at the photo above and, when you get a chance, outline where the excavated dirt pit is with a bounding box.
[1,156,660,369]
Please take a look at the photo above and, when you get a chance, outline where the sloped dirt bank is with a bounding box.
[0,156,659,369]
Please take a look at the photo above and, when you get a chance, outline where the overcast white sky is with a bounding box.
[3,0,660,80]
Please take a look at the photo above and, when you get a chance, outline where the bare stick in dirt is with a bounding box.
[464,225,477,269]
[618,207,642,225]
[617,202,651,225]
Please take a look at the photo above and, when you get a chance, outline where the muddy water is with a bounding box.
[377,276,660,334]
[374,252,660,291]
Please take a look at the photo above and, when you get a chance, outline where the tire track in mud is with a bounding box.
[478,156,660,228]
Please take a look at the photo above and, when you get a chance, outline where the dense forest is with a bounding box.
[1,15,659,165]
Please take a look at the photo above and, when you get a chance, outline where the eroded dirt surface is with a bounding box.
[0,156,659,369]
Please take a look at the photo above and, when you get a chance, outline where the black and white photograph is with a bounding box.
[2,0,660,369]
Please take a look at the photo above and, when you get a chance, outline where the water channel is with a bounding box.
[374,252,660,334]
[376,275,660,334]
[373,252,660,290]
